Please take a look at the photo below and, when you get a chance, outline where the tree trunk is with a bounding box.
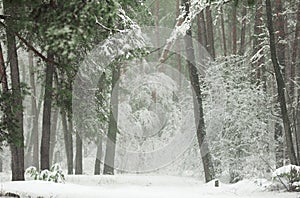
[0,155,2,172]
[232,4,237,55]
[155,0,160,57]
[75,131,83,174]
[275,122,284,167]
[275,0,286,77]
[293,2,300,160]
[94,137,103,175]
[183,0,215,182]
[61,108,73,174]
[41,53,54,171]
[176,0,182,84]
[28,50,39,169]
[103,66,120,175]
[239,3,247,55]
[197,10,207,48]
[3,0,25,180]
[289,3,298,100]
[253,0,265,87]
[220,6,227,56]
[7,37,25,179]
[67,107,74,171]
[274,0,287,168]
[49,107,59,166]
[205,5,215,59]
[0,42,8,174]
[265,0,298,165]
[0,42,5,173]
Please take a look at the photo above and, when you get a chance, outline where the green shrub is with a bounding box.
[272,165,300,191]
[25,163,65,183]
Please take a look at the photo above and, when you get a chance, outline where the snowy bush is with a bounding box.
[203,55,274,183]
[25,163,65,183]
[272,164,300,191]
[25,166,39,180]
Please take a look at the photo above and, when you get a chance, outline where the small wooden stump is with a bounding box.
[215,179,219,187]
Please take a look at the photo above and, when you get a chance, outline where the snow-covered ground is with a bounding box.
[0,174,298,198]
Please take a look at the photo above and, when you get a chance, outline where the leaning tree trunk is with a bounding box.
[183,0,215,182]
[41,53,54,171]
[3,0,25,180]
[103,66,120,175]
[265,0,298,165]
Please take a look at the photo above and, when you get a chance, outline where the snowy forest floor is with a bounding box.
[0,174,299,198]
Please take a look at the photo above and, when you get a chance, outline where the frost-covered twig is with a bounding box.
[95,16,122,33]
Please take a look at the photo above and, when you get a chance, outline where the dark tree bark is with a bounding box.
[3,0,25,181]
[41,53,54,171]
[183,0,215,182]
[94,137,103,175]
[265,0,298,165]
[75,132,83,174]
[205,5,215,59]
[103,66,120,175]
